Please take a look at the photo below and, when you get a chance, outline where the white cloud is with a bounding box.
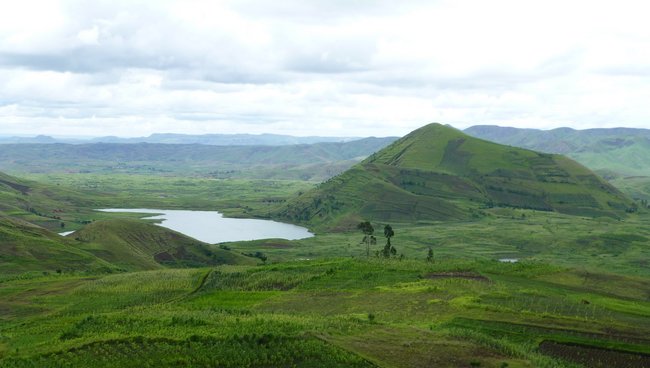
[0,0,649,137]
[77,26,99,45]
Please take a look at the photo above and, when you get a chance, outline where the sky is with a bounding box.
[0,0,649,137]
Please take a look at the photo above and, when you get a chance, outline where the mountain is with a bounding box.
[0,133,365,146]
[0,137,397,180]
[0,135,58,144]
[71,219,256,271]
[464,125,650,177]
[278,123,634,229]
[90,132,360,145]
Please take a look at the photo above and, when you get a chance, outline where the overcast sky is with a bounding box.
[0,0,649,137]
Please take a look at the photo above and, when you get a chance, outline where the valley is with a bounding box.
[1,125,649,367]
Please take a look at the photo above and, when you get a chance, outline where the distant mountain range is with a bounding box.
[0,133,364,146]
[0,137,398,181]
[464,125,650,177]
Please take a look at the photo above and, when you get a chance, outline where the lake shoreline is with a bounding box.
[96,208,313,244]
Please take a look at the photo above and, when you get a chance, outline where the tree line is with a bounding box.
[357,221,434,262]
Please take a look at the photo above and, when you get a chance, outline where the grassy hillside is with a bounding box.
[465,125,650,177]
[0,137,397,180]
[0,171,117,231]
[278,124,634,229]
[72,219,257,271]
[0,130,648,366]
[0,171,257,275]
[0,216,115,276]
[0,216,256,276]
[610,176,650,202]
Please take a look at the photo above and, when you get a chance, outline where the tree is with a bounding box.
[383,224,394,246]
[382,224,396,258]
[426,247,434,263]
[357,221,375,257]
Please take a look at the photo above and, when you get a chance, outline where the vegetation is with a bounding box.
[465,125,650,177]
[357,221,377,257]
[2,124,650,366]
[381,224,396,258]
[72,219,257,271]
[279,124,633,230]
[0,138,396,181]
[0,171,316,232]
[1,258,648,367]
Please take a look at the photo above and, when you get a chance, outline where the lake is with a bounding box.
[97,208,313,243]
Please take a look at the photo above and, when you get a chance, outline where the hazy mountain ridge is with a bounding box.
[0,133,371,146]
[465,125,650,176]
[0,137,398,180]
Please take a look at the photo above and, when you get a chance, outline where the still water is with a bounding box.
[97,208,313,243]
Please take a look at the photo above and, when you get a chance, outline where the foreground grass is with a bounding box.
[1,259,648,367]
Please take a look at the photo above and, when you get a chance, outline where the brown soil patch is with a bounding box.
[154,251,174,262]
[539,340,650,368]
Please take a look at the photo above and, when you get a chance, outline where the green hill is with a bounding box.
[0,170,114,231]
[72,219,257,270]
[278,123,634,229]
[0,216,115,275]
[0,170,256,274]
[464,125,650,177]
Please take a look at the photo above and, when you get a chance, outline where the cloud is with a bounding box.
[0,0,649,137]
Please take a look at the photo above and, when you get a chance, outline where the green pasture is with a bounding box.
[1,259,648,367]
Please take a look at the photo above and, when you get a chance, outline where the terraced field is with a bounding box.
[1,259,648,367]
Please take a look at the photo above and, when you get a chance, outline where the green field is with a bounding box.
[3,172,315,232]
[1,257,649,367]
[2,171,650,367]
[2,125,650,367]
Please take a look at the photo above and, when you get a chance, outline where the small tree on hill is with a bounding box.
[426,247,434,263]
[357,221,376,257]
[382,224,396,258]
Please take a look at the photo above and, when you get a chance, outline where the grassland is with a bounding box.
[2,125,650,367]
[3,172,315,232]
[1,258,648,367]
[229,209,650,278]
[2,171,649,366]
[72,219,257,271]
[279,124,634,230]
[610,176,650,202]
